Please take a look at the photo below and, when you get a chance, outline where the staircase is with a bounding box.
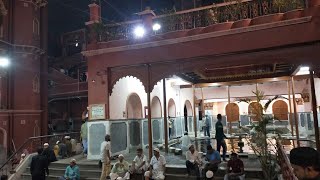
[20,156,264,180]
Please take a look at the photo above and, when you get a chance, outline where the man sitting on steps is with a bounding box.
[186,144,202,180]
[224,152,245,180]
[204,145,221,177]
[110,154,130,180]
[144,148,166,180]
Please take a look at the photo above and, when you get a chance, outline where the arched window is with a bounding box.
[151,96,162,118]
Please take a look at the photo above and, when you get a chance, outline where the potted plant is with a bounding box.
[239,90,287,180]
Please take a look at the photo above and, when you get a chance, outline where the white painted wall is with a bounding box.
[110,77,194,119]
[110,77,320,119]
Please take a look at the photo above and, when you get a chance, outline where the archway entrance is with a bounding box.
[168,98,176,117]
[126,93,143,119]
[184,100,193,132]
[151,96,162,118]
[272,100,289,121]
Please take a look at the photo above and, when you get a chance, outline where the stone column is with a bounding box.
[138,7,156,34]
[291,77,300,147]
[85,1,101,44]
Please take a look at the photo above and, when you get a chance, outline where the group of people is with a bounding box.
[99,134,166,180]
[29,137,80,180]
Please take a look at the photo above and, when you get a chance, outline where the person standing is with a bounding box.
[204,115,211,137]
[30,148,49,180]
[59,159,80,180]
[186,144,201,180]
[224,153,245,180]
[100,134,112,180]
[215,114,227,161]
[144,148,166,180]
[168,116,173,139]
[81,107,89,156]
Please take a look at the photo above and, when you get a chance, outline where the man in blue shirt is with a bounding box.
[204,145,221,176]
[59,159,80,180]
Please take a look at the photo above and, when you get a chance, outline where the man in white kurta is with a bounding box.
[144,148,166,180]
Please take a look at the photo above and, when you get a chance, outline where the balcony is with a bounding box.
[48,81,88,98]
[94,0,305,42]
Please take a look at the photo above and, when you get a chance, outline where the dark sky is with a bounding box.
[47,0,218,56]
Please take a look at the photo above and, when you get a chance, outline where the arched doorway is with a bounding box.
[248,102,263,121]
[272,100,288,121]
[168,98,176,117]
[151,96,162,118]
[225,103,240,122]
[126,93,143,119]
[184,100,193,132]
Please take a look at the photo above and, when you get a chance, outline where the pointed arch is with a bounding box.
[225,103,240,122]
[168,98,176,117]
[272,100,288,121]
[126,93,143,119]
[151,96,162,118]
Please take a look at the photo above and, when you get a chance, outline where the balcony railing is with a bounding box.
[96,0,305,42]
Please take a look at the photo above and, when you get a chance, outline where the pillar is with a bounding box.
[287,80,295,147]
[147,65,153,158]
[291,77,300,147]
[138,7,156,33]
[193,85,197,138]
[89,1,101,22]
[163,79,168,153]
[309,69,320,151]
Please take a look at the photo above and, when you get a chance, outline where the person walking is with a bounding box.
[100,134,112,180]
[81,107,89,156]
[215,114,227,161]
[30,148,49,180]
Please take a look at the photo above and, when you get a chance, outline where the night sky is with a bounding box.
[48,0,218,56]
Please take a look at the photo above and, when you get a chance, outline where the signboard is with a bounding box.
[89,104,106,120]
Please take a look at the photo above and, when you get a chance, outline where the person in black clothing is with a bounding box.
[215,114,227,161]
[0,175,8,180]
[290,147,320,180]
[42,143,57,164]
[30,147,49,180]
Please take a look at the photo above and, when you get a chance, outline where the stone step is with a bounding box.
[25,167,101,178]
[50,162,100,170]
[21,174,99,180]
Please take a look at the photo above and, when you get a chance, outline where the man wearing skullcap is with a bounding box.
[110,154,130,180]
[59,159,80,180]
[290,147,320,180]
[186,144,201,180]
[145,148,166,180]
[42,143,57,164]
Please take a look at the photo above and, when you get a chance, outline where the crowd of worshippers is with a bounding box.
[97,133,244,180]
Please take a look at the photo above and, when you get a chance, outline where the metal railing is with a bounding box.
[96,0,305,42]
[0,132,80,176]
